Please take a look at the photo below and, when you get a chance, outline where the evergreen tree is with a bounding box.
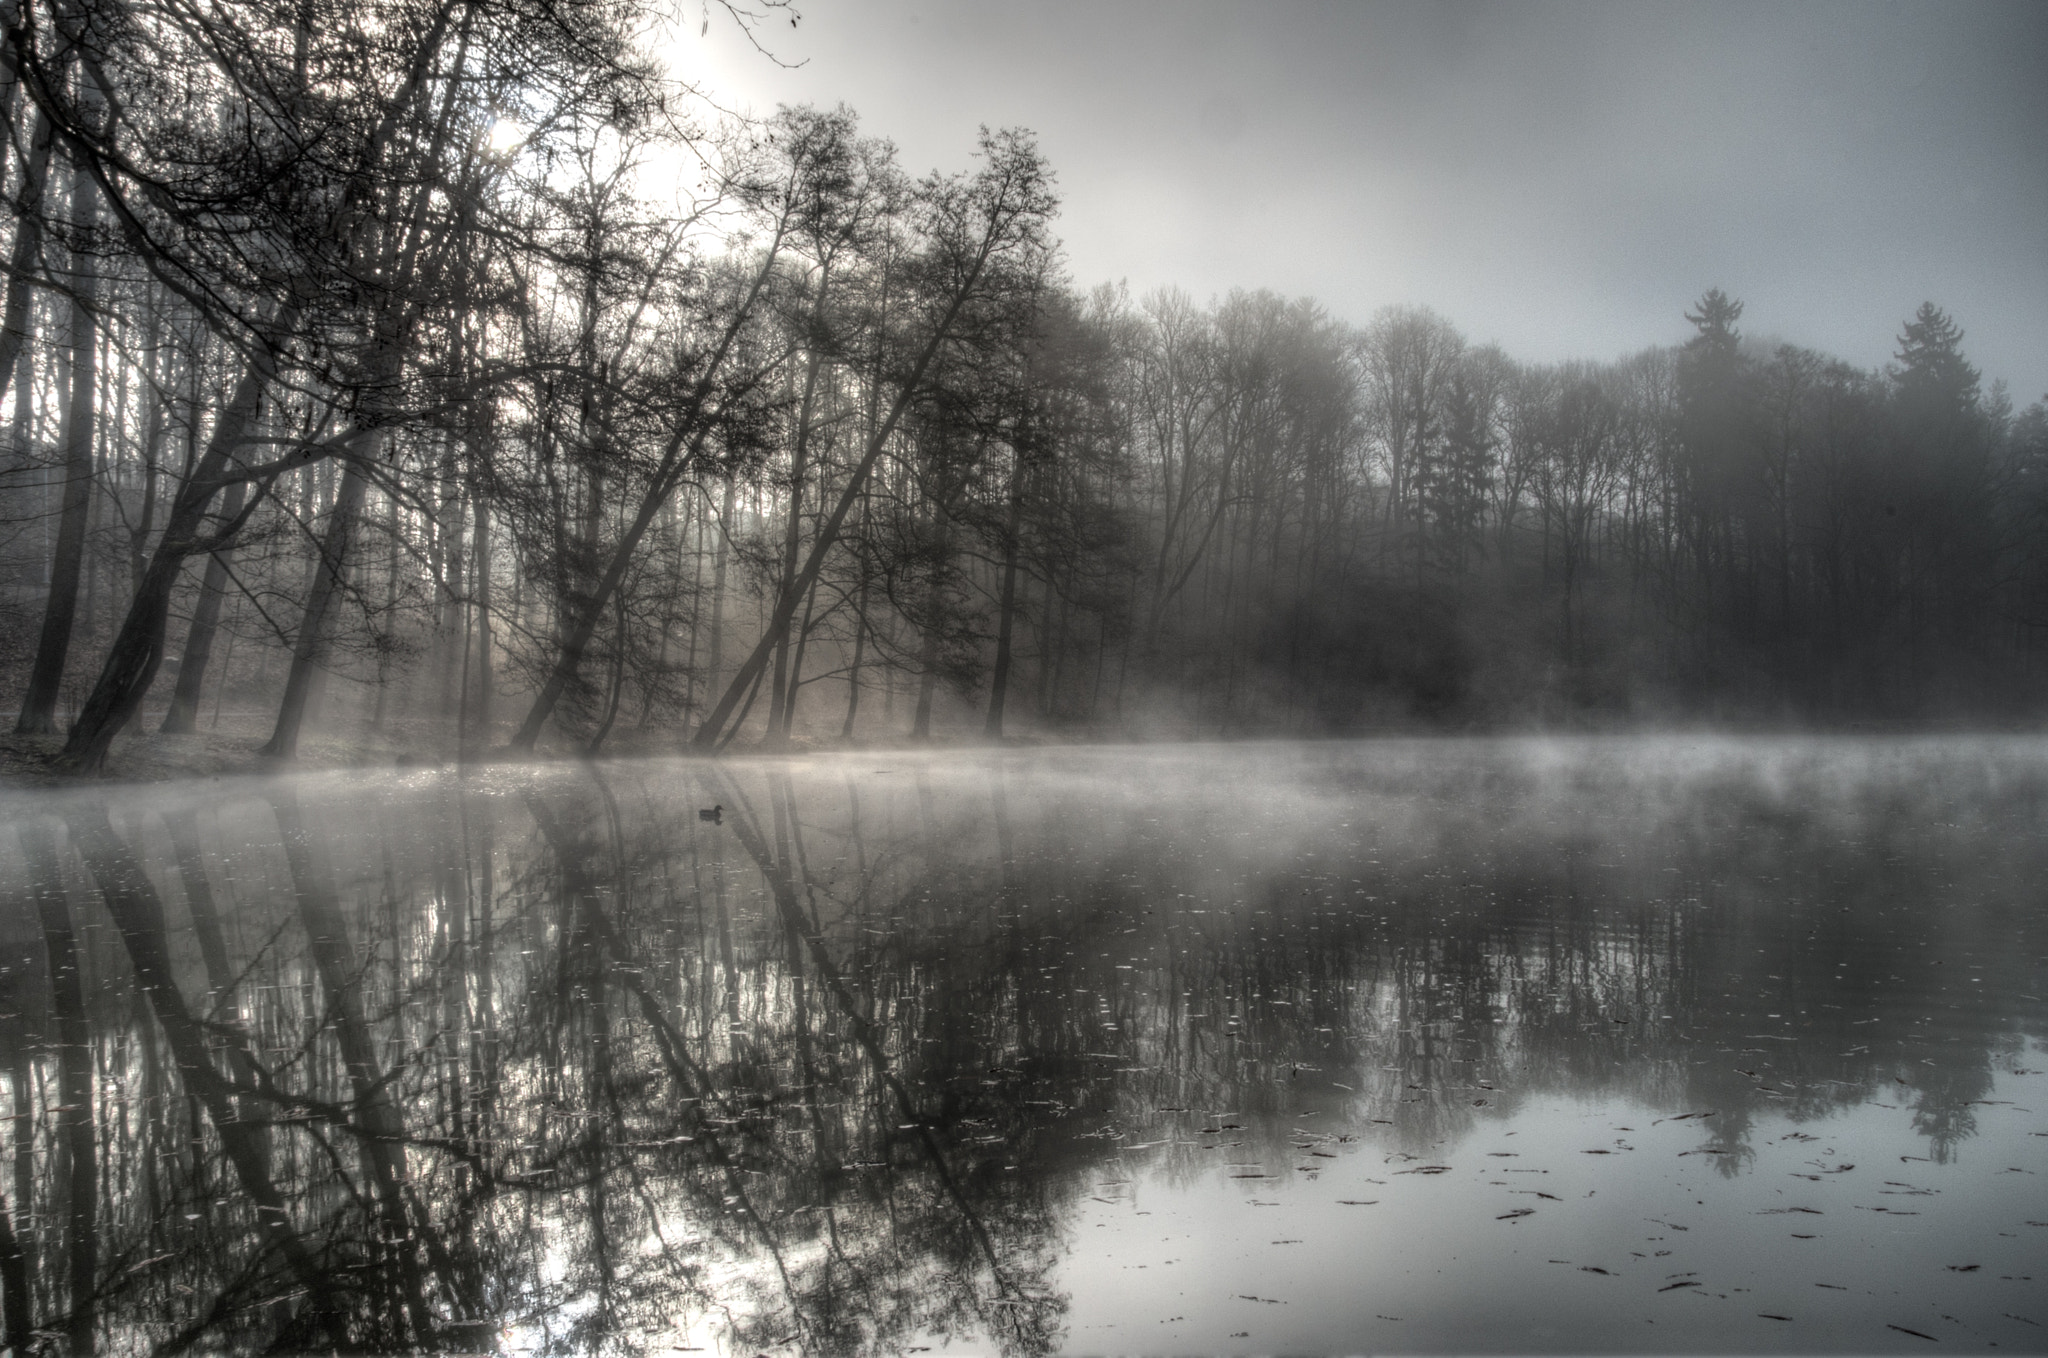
[1891,302,1981,431]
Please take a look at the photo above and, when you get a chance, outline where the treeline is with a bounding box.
[1,0,2043,771]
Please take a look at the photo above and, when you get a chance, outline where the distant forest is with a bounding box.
[3,0,2044,771]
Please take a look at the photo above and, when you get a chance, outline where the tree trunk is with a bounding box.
[0,106,55,413]
[765,345,826,745]
[509,240,788,751]
[50,325,278,774]
[780,572,819,741]
[506,418,702,751]
[370,485,399,730]
[983,453,1027,739]
[159,479,246,733]
[910,625,939,740]
[260,446,373,758]
[840,488,871,738]
[691,277,989,751]
[470,490,492,742]
[704,474,737,719]
[16,164,100,735]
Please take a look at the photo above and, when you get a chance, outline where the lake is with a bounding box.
[1,737,2044,1355]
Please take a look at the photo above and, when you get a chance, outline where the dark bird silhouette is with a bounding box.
[698,805,723,824]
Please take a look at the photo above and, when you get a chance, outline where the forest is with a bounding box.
[2,0,2045,774]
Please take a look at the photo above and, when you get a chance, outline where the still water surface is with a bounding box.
[1,737,2044,1355]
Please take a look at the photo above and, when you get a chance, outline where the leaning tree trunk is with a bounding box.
[765,342,827,745]
[259,448,373,759]
[691,273,992,752]
[15,163,100,735]
[159,479,246,733]
[50,321,279,774]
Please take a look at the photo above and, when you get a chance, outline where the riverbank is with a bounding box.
[3,713,2031,788]
[0,720,455,786]
[0,717,1053,786]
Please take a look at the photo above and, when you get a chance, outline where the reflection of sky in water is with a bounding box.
[0,736,2042,1354]
[1061,1079,2046,1353]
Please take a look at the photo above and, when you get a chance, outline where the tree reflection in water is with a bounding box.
[0,739,2041,1354]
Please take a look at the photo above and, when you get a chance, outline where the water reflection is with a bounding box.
[0,738,2042,1354]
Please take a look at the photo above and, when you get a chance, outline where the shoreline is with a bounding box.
[3,715,2042,790]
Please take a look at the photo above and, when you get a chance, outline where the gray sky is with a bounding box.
[679,1,2048,397]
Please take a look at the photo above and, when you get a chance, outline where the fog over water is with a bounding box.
[5,7,2044,1353]
[0,737,2042,1353]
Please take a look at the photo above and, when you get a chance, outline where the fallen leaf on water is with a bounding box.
[1658,1280,1700,1292]
[1580,1266,1613,1276]
[1498,1208,1534,1220]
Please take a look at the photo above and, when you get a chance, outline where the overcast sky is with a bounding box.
[677,1,2047,397]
